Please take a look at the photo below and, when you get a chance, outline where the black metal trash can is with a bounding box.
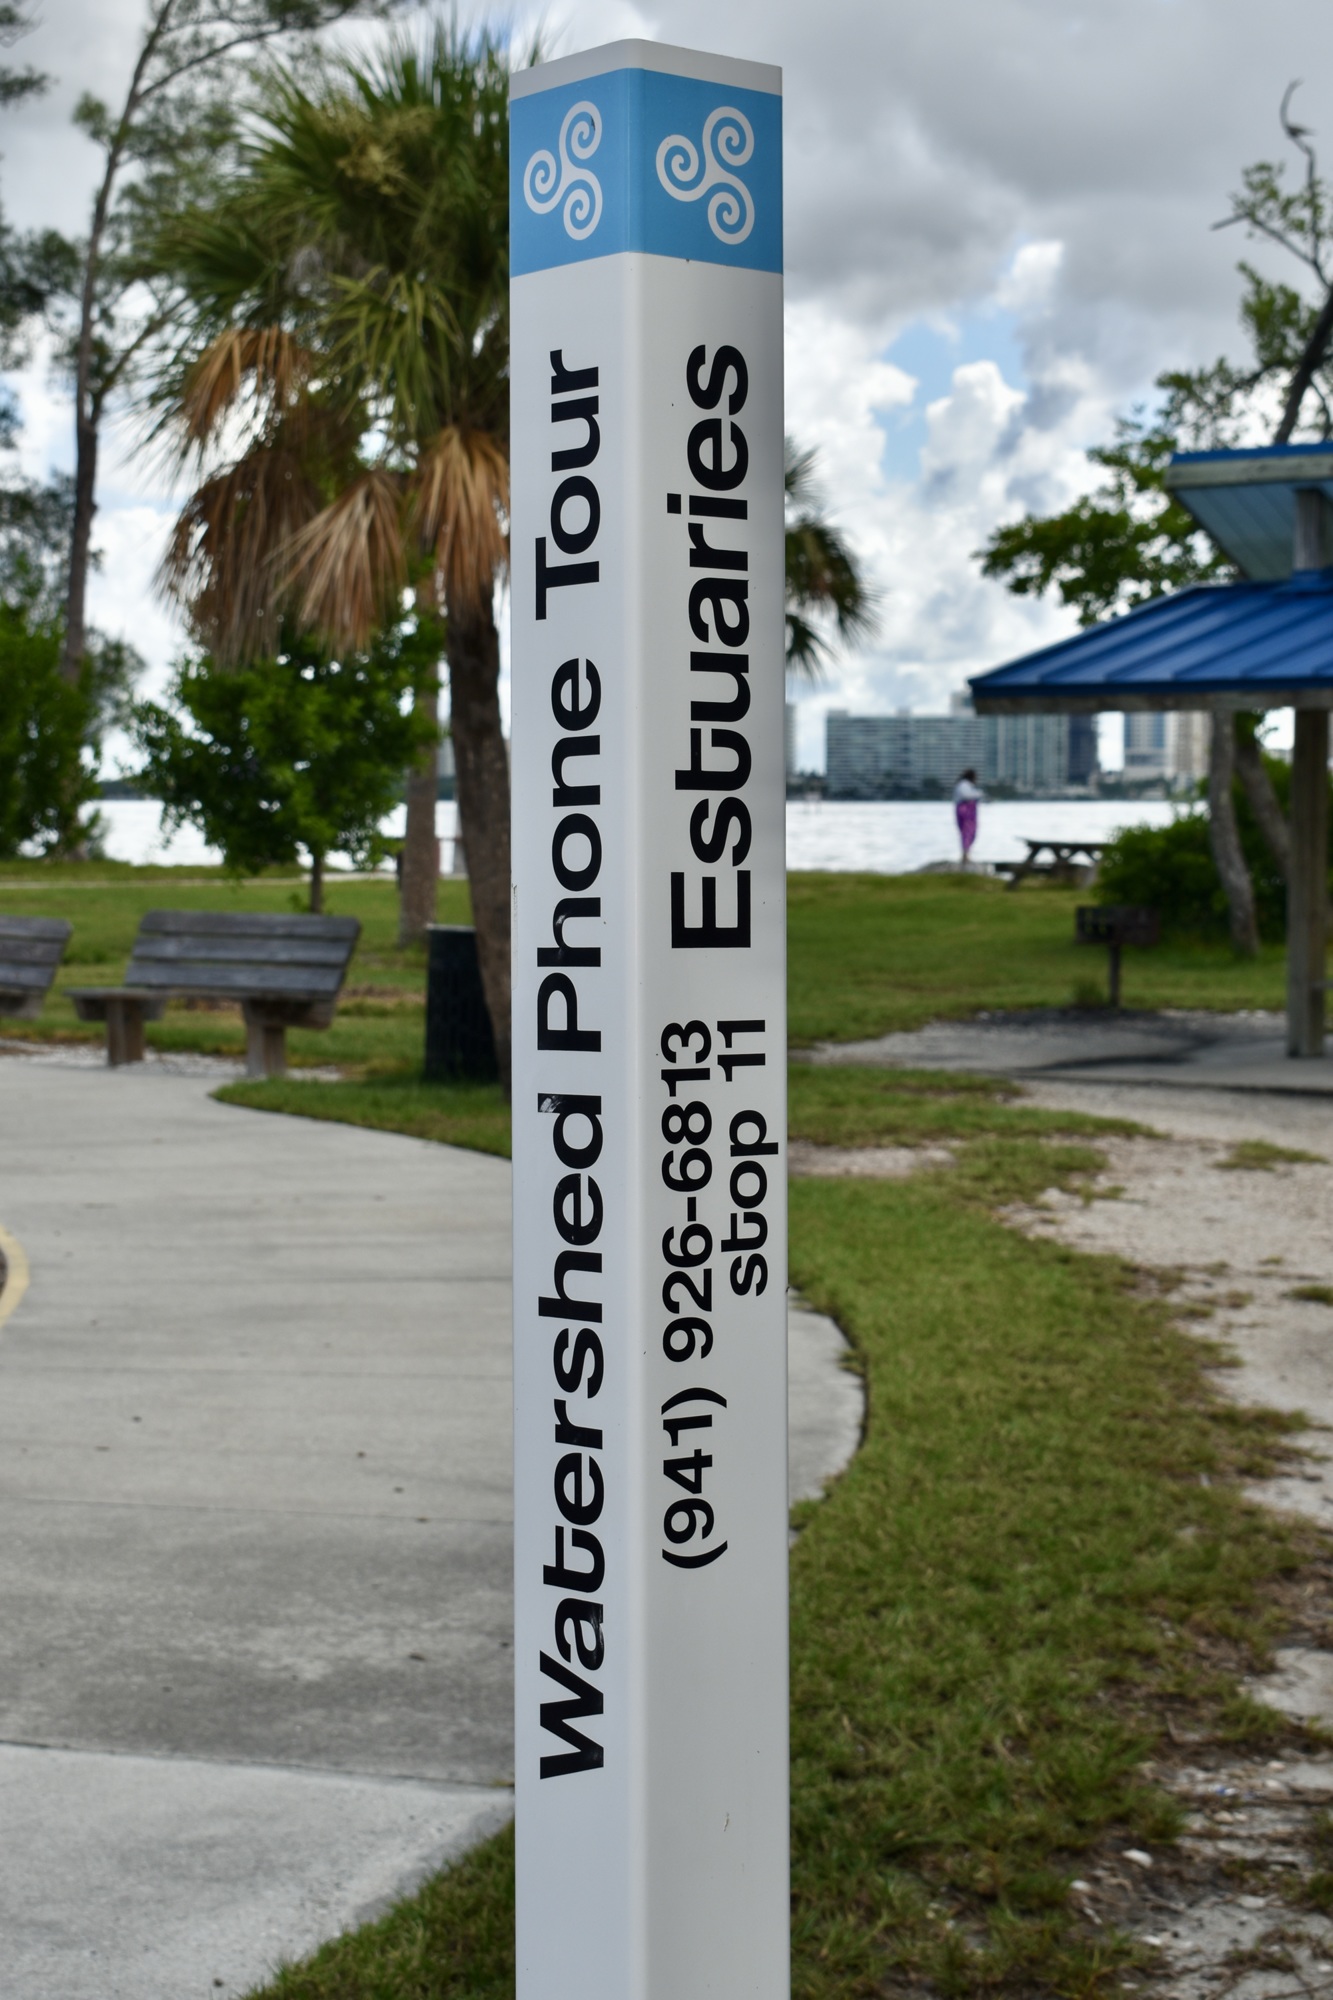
[424,924,499,1082]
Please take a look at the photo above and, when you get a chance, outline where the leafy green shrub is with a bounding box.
[0,601,98,856]
[1097,749,1330,943]
[132,619,436,907]
[1096,810,1247,939]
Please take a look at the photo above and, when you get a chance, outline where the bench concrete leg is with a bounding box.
[246,1016,287,1080]
[106,997,147,1067]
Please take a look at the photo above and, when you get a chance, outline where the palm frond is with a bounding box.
[783,436,878,678]
[324,267,465,442]
[282,466,407,650]
[175,326,311,457]
[784,440,821,512]
[159,443,322,663]
[411,425,508,614]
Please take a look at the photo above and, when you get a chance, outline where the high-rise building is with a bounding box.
[824,705,1073,798]
[784,702,797,780]
[1068,713,1099,786]
[1171,711,1210,786]
[1123,711,1208,787]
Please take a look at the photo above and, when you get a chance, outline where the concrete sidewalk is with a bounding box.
[0,1059,860,1998]
[808,1007,1333,1097]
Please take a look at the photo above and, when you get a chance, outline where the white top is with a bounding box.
[509,39,782,97]
[953,778,982,803]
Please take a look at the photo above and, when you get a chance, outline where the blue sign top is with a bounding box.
[510,48,782,277]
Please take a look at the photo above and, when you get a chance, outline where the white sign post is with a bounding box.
[509,38,787,2000]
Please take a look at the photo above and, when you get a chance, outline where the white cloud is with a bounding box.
[994,240,1064,318]
[785,267,1116,770]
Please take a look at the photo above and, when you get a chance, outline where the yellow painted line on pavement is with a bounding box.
[0,1223,30,1328]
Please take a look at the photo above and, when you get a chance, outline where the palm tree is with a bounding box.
[783,439,877,678]
[149,24,516,1082]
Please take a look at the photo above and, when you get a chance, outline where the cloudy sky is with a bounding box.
[6,0,1333,770]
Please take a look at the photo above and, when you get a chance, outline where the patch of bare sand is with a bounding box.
[788,1139,953,1178]
[1014,1081,1333,1533]
[1012,1080,1333,1996]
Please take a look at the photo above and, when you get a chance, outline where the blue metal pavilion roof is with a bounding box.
[1164,442,1333,580]
[969,572,1333,713]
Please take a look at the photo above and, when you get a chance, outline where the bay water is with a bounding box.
[90,795,1181,877]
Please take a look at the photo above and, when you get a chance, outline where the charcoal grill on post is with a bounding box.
[1075,905,1161,1010]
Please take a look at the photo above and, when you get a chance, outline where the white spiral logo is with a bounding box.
[655,105,755,244]
[523,101,603,241]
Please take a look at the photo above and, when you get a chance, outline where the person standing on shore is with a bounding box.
[953,768,982,864]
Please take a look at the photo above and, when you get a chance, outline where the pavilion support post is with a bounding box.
[1287,707,1329,1058]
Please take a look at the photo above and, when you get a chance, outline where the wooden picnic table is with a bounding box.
[995,838,1107,890]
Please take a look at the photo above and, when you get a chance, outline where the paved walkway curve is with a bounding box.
[0,1058,861,1999]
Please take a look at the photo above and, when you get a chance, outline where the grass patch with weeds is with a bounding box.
[790,1062,1150,1151]
[1289,1285,1333,1308]
[239,1067,1314,2000]
[1215,1140,1328,1172]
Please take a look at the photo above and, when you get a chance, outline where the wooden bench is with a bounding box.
[68,911,360,1075]
[0,916,73,1020]
[996,838,1107,890]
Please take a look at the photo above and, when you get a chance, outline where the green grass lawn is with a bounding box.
[787,870,1295,1044]
[229,1071,1318,2000]
[0,862,1301,1067]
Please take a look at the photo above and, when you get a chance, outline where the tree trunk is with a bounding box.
[309,849,324,915]
[448,597,511,1095]
[398,676,440,946]
[1234,725,1291,882]
[62,403,98,687]
[1208,712,1260,956]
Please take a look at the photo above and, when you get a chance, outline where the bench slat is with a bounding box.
[139,910,358,941]
[128,935,354,969]
[0,941,70,968]
[0,917,73,942]
[126,910,358,1001]
[124,962,344,998]
[0,963,55,989]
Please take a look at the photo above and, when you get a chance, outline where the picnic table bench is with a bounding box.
[995,838,1106,890]
[67,910,360,1075]
[0,915,73,1020]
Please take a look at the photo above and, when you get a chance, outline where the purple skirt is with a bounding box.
[955,799,978,847]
